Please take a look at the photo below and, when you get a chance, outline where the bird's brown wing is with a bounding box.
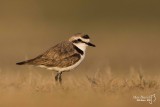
[33,53,81,68]
[17,41,80,67]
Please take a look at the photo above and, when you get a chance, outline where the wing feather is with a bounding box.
[23,41,80,67]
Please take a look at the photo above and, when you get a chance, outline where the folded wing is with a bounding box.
[16,41,81,67]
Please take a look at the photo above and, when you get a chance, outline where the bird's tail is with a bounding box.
[16,60,29,65]
[16,59,34,65]
[16,54,42,65]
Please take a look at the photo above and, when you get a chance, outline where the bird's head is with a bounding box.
[69,33,96,51]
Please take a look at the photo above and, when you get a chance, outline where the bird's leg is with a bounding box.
[55,72,63,85]
[55,73,59,82]
[59,72,62,84]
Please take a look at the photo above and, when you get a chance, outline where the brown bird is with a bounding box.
[16,33,96,84]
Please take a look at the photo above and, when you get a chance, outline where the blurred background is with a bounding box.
[0,0,160,74]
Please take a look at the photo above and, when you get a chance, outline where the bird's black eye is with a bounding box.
[72,39,82,43]
[77,39,82,42]
[82,35,90,39]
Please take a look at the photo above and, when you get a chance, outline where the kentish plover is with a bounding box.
[16,33,96,84]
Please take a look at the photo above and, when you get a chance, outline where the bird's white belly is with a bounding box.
[39,54,85,72]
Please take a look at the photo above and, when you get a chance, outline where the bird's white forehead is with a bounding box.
[79,37,90,42]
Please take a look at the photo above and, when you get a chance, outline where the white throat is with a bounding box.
[73,43,87,52]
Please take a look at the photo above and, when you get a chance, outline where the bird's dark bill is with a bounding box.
[87,42,96,47]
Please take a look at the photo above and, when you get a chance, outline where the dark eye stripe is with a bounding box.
[73,39,82,43]
[82,35,90,39]
[77,39,82,41]
[72,40,78,43]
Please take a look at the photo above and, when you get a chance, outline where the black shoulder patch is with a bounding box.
[73,45,84,55]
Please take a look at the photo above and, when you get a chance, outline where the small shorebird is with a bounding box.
[16,33,96,84]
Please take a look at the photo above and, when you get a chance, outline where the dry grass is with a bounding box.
[0,67,159,107]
